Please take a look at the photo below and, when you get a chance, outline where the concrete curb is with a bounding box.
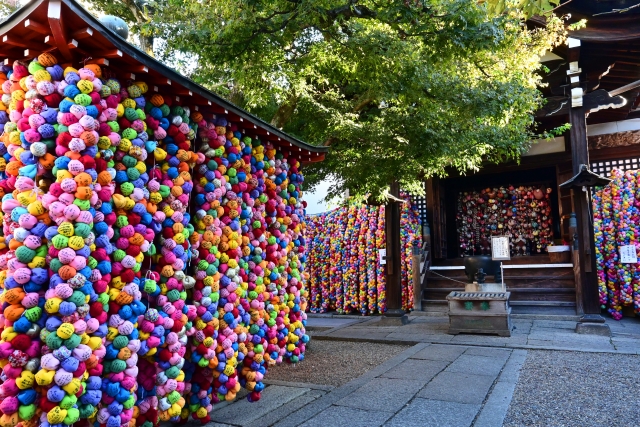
[473,349,528,427]
[263,379,335,392]
[310,333,640,355]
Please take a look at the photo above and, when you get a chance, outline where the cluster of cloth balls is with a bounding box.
[593,168,640,319]
[305,194,421,315]
[0,53,309,427]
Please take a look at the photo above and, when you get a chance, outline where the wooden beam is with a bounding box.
[3,35,48,51]
[23,49,41,59]
[120,73,136,80]
[608,79,640,97]
[85,58,109,66]
[130,65,148,73]
[72,27,93,40]
[101,49,123,58]
[44,35,56,46]
[48,0,72,60]
[24,19,50,35]
[150,77,171,86]
[67,39,78,49]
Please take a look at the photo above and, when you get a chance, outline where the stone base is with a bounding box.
[575,322,611,336]
[448,314,511,337]
[377,314,409,326]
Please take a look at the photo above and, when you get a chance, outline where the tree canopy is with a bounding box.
[83,0,571,200]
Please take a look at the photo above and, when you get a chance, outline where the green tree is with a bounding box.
[85,0,570,200]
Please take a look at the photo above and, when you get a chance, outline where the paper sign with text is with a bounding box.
[619,245,638,264]
[491,236,511,261]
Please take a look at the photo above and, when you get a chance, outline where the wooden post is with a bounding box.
[568,107,602,317]
[381,181,408,323]
[566,37,617,330]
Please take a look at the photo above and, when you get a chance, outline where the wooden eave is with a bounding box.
[0,0,328,164]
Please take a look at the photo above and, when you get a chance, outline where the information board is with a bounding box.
[491,236,511,261]
[379,249,387,265]
[619,245,638,264]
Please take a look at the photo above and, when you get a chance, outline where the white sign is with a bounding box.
[619,245,638,264]
[491,236,511,261]
[379,249,387,265]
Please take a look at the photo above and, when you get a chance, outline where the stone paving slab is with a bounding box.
[418,371,496,404]
[334,377,425,412]
[210,385,310,425]
[246,389,326,427]
[379,358,449,385]
[384,398,480,427]
[463,346,512,359]
[410,344,466,361]
[445,354,509,377]
[306,317,363,328]
[300,405,394,427]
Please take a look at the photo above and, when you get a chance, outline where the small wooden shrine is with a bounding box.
[423,2,640,318]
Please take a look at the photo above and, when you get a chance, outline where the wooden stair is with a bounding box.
[423,255,576,309]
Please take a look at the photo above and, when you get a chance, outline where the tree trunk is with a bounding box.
[270,94,299,129]
[140,34,154,57]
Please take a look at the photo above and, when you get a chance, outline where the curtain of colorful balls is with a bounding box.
[593,168,640,320]
[0,55,309,427]
[457,185,554,257]
[305,195,422,315]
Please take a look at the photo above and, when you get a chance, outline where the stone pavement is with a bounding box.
[196,314,640,427]
[198,343,526,427]
[309,313,640,354]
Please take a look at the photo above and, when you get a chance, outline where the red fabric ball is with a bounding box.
[11,335,30,351]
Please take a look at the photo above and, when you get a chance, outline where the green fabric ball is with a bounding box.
[122,128,137,140]
[74,199,90,211]
[107,121,120,132]
[74,223,91,238]
[28,61,45,74]
[63,407,80,425]
[51,235,69,250]
[159,185,170,198]
[49,258,62,273]
[121,182,134,196]
[46,333,63,349]
[165,366,180,379]
[113,249,126,262]
[60,394,77,409]
[68,291,86,306]
[74,94,92,106]
[112,335,129,349]
[167,289,180,303]
[167,391,181,405]
[24,307,42,322]
[110,359,127,373]
[127,168,140,181]
[18,403,36,421]
[64,333,81,349]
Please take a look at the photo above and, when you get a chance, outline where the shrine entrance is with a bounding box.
[424,165,576,312]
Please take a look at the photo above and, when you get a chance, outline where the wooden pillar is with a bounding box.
[569,94,605,320]
[385,181,403,314]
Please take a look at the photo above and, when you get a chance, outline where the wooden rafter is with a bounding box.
[24,19,50,35]
[48,0,72,60]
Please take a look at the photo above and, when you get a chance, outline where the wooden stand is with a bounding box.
[446,291,512,337]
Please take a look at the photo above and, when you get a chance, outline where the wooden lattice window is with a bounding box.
[591,158,640,176]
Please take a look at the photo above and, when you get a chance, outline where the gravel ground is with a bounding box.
[265,339,411,387]
[504,350,640,427]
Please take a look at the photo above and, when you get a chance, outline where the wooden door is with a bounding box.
[426,178,447,259]
[556,163,574,244]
